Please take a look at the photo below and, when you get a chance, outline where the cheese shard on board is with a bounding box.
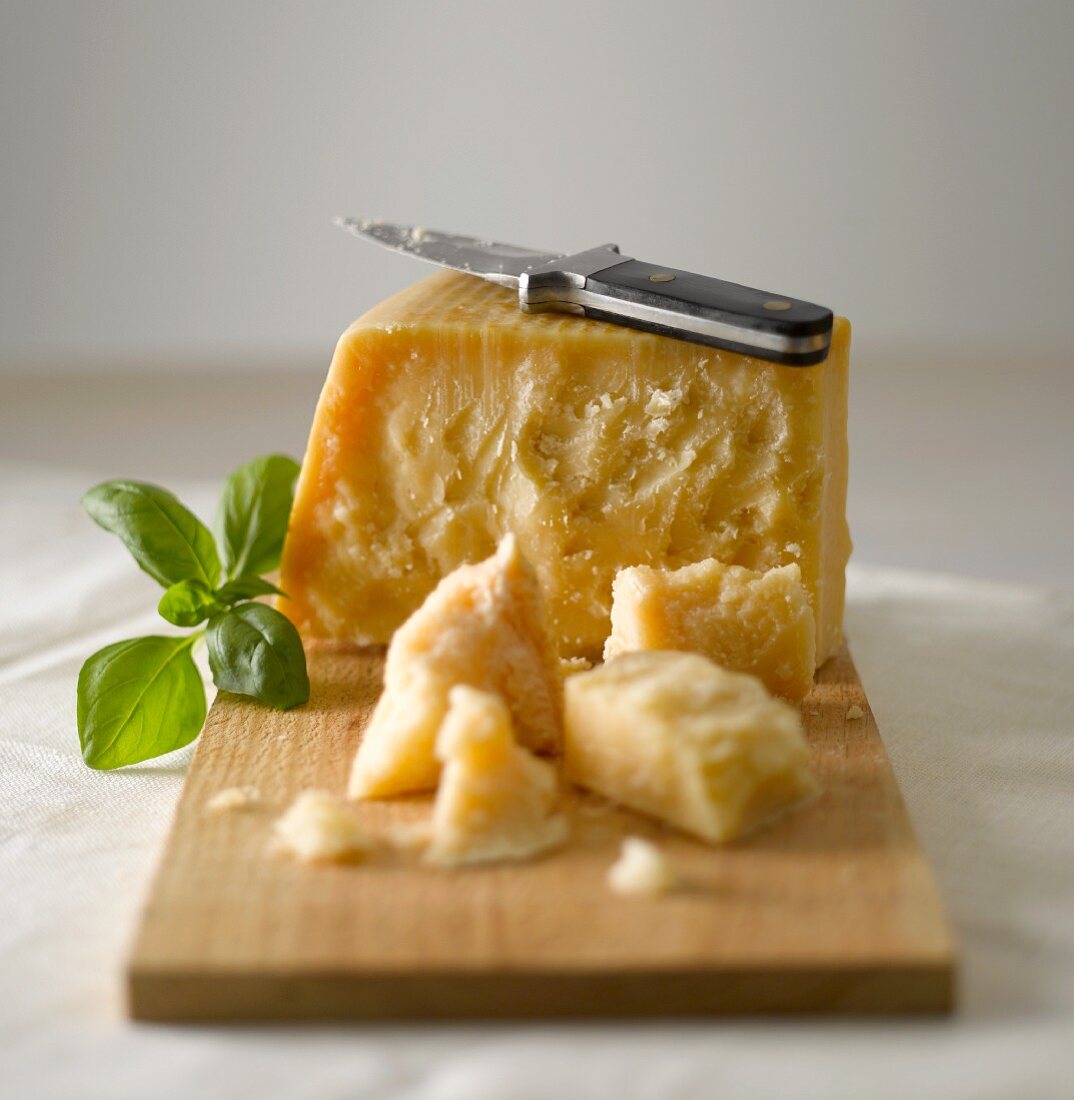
[272,790,370,863]
[607,837,678,897]
[425,686,567,867]
[564,651,818,843]
[604,559,817,701]
[279,270,851,662]
[348,536,562,799]
[205,786,260,813]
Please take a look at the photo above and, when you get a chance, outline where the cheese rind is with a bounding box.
[348,536,562,799]
[564,651,818,843]
[280,271,851,662]
[425,686,568,866]
[604,559,817,701]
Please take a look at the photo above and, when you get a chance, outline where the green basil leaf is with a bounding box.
[77,636,206,769]
[158,579,223,626]
[83,480,221,589]
[206,603,309,710]
[214,454,301,579]
[214,575,285,604]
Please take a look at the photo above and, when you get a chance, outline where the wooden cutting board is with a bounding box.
[127,642,955,1020]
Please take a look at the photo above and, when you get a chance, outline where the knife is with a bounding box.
[335,218,833,367]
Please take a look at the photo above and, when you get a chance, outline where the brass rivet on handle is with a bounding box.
[648,272,675,283]
[763,299,792,311]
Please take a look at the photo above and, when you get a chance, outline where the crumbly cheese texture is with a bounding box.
[604,559,817,701]
[425,686,567,866]
[273,790,370,863]
[348,536,562,799]
[280,271,851,662]
[564,651,818,843]
[607,837,677,897]
[206,785,260,813]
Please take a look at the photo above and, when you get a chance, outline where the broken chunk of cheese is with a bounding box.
[348,535,562,799]
[604,559,816,701]
[564,651,818,843]
[426,686,567,866]
[281,270,851,662]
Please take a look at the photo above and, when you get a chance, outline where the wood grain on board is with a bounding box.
[127,642,955,1020]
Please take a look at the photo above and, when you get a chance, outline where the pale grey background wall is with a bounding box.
[2,0,1072,370]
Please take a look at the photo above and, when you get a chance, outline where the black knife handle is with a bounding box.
[580,258,833,366]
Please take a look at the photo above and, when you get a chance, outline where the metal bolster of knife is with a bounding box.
[518,245,629,317]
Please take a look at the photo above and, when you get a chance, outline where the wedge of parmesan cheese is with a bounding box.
[564,651,818,843]
[604,559,817,701]
[279,271,851,662]
[425,686,567,867]
[348,536,562,799]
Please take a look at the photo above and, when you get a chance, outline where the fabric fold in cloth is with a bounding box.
[1,466,1072,1100]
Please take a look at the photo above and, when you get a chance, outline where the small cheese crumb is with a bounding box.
[386,820,433,852]
[559,655,592,677]
[272,790,370,863]
[607,837,677,897]
[206,786,260,813]
[644,386,683,417]
[846,704,865,720]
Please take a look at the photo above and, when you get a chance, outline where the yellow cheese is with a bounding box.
[272,790,370,863]
[604,559,816,701]
[564,651,818,843]
[280,271,851,662]
[348,536,562,799]
[425,686,567,866]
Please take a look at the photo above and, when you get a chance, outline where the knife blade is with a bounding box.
[336,218,833,366]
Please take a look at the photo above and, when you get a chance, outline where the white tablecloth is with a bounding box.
[2,463,1073,1100]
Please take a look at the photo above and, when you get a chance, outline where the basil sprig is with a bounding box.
[214,453,301,579]
[77,455,307,770]
[207,603,310,710]
[82,480,222,589]
[77,636,206,769]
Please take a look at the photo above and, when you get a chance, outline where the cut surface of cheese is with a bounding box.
[348,536,562,799]
[604,559,817,701]
[272,790,370,863]
[564,651,818,843]
[425,686,567,867]
[280,271,851,662]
